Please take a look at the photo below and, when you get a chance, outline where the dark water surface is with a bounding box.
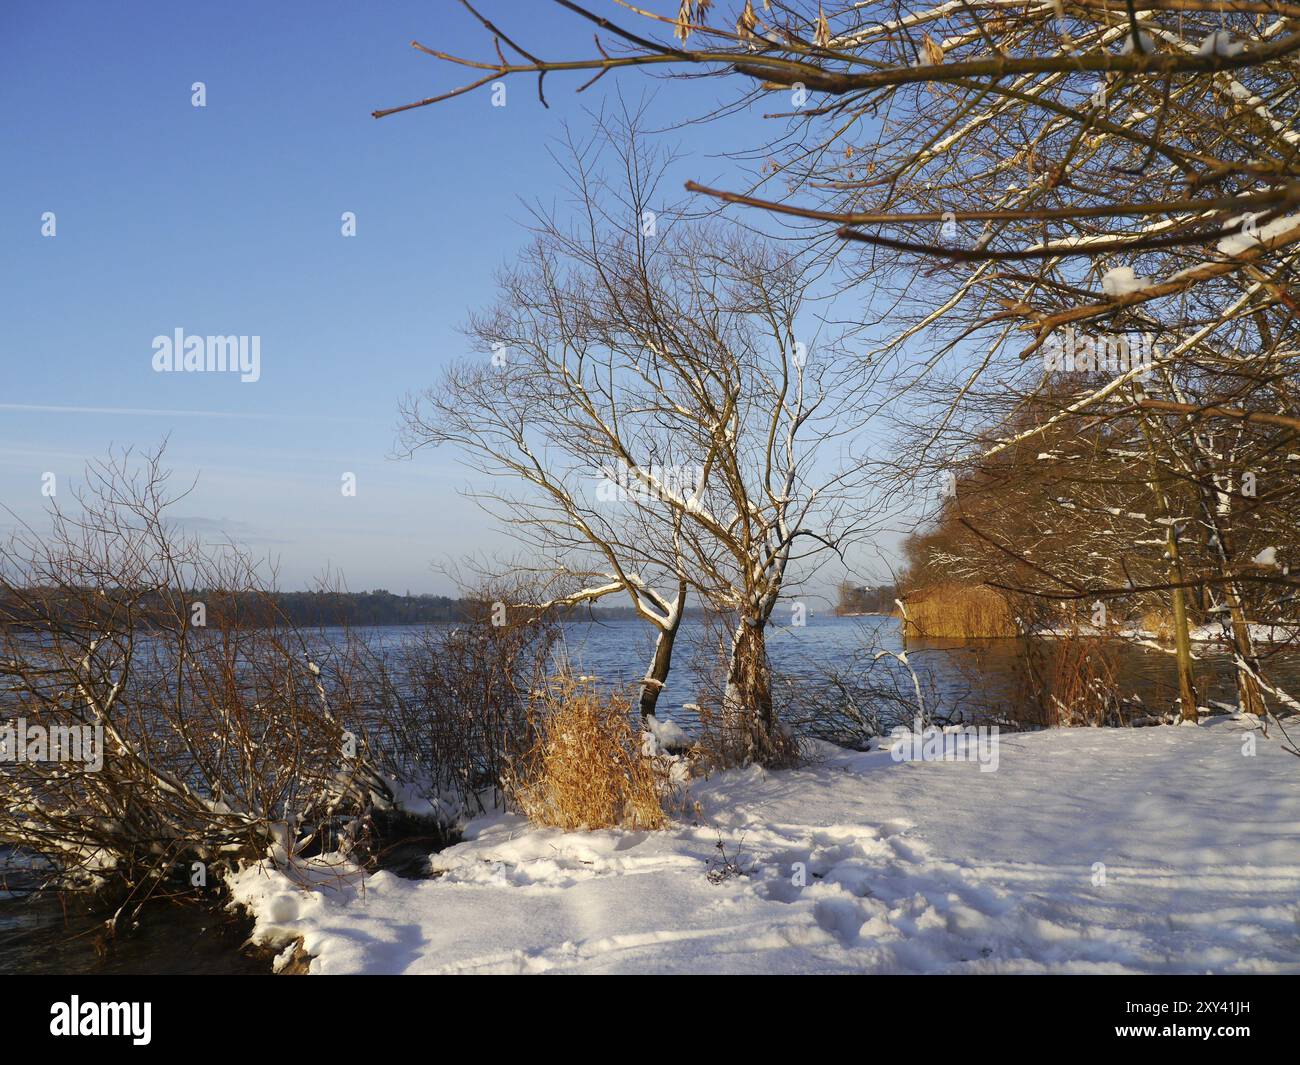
[0,893,268,975]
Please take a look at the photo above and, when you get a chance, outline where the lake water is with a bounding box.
[338,613,1299,731]
[3,612,1296,974]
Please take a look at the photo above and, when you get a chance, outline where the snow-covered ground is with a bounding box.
[230,717,1300,974]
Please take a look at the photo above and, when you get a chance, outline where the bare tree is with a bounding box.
[379,2,1300,724]
[398,112,881,761]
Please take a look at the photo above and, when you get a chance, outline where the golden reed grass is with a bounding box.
[1138,608,1176,641]
[901,582,1018,639]
[1038,629,1123,726]
[507,676,665,831]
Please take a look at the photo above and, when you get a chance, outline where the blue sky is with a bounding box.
[0,1,896,598]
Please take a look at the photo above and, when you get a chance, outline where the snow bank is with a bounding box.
[229,718,1300,973]
[644,713,691,753]
[1188,622,1300,645]
[1031,621,1298,645]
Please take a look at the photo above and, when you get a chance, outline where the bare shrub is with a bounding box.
[506,676,665,831]
[0,450,391,927]
[779,633,987,748]
[0,452,572,931]
[359,584,561,819]
[693,698,802,770]
[705,837,749,885]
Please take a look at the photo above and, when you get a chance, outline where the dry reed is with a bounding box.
[1138,608,1176,641]
[901,583,1018,639]
[1027,629,1126,727]
[507,676,666,830]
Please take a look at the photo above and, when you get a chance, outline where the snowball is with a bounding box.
[1119,31,1155,55]
[1198,31,1245,58]
[1101,266,1151,296]
[645,714,691,751]
[268,893,300,924]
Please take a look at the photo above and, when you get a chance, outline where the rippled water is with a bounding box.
[347,613,1300,729]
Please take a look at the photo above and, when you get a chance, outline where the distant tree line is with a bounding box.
[0,587,453,630]
[224,590,645,627]
[0,586,653,631]
[834,582,898,616]
[268,589,461,627]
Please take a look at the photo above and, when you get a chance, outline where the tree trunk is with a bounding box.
[1171,585,1199,722]
[1137,411,1199,722]
[724,618,778,763]
[1167,529,1199,723]
[639,582,686,723]
[639,613,682,722]
[1201,458,1265,717]
[1206,488,1265,717]
[1225,592,1266,716]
